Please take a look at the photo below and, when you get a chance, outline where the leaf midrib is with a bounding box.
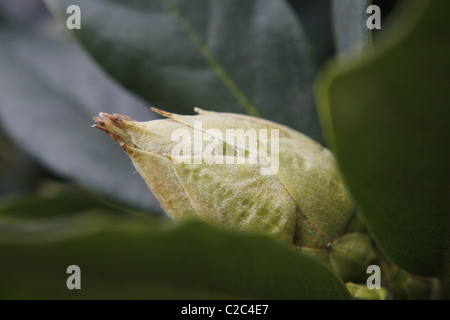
[163,0,261,117]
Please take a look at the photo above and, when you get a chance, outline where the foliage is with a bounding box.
[0,0,447,299]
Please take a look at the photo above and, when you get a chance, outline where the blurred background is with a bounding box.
[3,0,447,301]
[0,0,398,212]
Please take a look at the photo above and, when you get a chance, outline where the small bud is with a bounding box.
[328,232,378,282]
[93,108,355,252]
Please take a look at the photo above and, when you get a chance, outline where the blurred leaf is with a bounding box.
[45,0,323,143]
[0,0,47,27]
[0,195,351,299]
[317,1,450,277]
[0,17,163,213]
[393,271,438,300]
[331,0,370,55]
[0,184,143,221]
[287,0,334,64]
[0,130,43,196]
[0,188,161,243]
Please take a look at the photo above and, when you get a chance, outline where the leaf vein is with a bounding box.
[163,0,261,117]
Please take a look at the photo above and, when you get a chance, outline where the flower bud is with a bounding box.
[328,232,378,282]
[94,108,355,252]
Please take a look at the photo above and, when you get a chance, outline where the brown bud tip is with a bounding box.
[92,113,129,149]
[151,107,172,118]
[98,112,124,124]
[113,113,135,121]
[92,116,105,127]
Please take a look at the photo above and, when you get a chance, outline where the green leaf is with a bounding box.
[0,194,350,299]
[0,17,163,212]
[316,1,450,277]
[331,0,371,55]
[45,0,323,143]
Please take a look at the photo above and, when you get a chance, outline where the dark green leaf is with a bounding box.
[287,0,334,64]
[0,194,350,299]
[45,0,323,143]
[317,1,450,277]
[0,17,163,213]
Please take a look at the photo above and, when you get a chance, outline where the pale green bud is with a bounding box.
[94,108,359,259]
[328,232,378,282]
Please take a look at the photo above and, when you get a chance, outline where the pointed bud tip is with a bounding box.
[98,112,111,118]
[92,116,105,127]
[113,113,135,121]
[99,113,124,124]
[151,107,172,118]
